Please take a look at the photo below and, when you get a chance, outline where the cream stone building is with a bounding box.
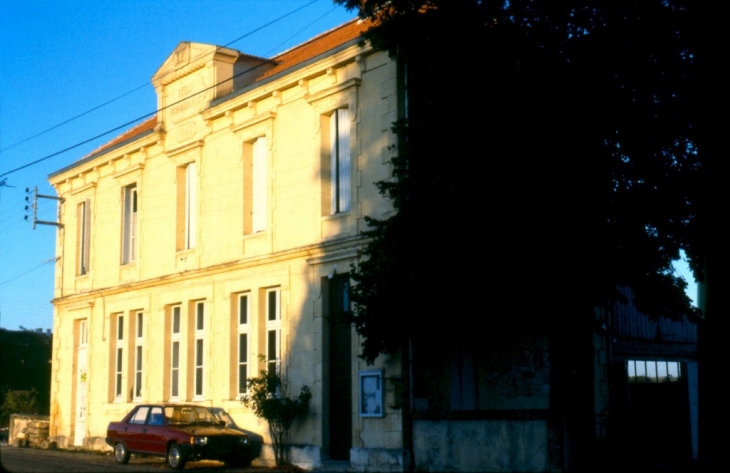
[48,19,406,470]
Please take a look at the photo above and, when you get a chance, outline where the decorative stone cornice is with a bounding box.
[51,235,369,307]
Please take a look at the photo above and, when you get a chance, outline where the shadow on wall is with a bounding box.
[209,407,264,461]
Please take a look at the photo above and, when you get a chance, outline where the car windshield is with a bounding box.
[165,406,219,425]
[209,408,236,427]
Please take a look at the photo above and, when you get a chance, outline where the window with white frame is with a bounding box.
[79,319,88,346]
[170,305,181,400]
[237,293,250,394]
[328,109,351,215]
[244,137,267,234]
[627,359,682,383]
[114,314,125,401]
[194,301,205,398]
[265,288,281,380]
[77,199,91,275]
[177,163,197,250]
[134,311,144,400]
[122,184,138,264]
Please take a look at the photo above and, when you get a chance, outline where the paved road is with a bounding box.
[0,444,264,473]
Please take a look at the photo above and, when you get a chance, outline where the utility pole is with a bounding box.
[25,187,63,229]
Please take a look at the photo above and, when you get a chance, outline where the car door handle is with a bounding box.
[142,428,147,433]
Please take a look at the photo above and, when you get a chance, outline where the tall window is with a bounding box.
[244,137,267,234]
[329,109,351,214]
[79,319,88,346]
[265,288,281,378]
[170,305,181,400]
[114,314,124,401]
[133,311,144,400]
[77,199,91,275]
[237,293,250,394]
[194,301,205,398]
[177,163,197,250]
[122,184,138,264]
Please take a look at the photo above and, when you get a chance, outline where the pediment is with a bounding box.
[152,42,239,88]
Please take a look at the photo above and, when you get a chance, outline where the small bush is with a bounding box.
[240,362,311,466]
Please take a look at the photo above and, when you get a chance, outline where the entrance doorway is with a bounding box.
[626,360,692,466]
[73,320,88,447]
[326,274,352,460]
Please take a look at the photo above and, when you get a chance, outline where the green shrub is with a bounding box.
[1,389,41,425]
[240,360,311,466]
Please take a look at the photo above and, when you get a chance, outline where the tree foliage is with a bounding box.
[0,329,52,418]
[0,389,41,425]
[240,362,311,466]
[337,0,702,363]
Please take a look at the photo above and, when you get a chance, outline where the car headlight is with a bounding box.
[192,436,208,446]
[238,437,248,445]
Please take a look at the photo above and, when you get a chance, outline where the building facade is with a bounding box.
[48,20,407,469]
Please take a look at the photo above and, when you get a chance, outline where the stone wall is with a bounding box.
[351,447,410,472]
[413,419,548,472]
[9,414,50,448]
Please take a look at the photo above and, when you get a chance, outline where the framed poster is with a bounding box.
[359,370,384,417]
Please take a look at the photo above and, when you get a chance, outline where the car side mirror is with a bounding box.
[219,420,226,427]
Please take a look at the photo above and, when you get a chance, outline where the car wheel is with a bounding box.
[114,442,130,465]
[167,443,186,470]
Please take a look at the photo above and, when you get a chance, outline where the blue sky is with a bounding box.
[0,0,355,331]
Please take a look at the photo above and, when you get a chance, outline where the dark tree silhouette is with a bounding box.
[337,0,701,360]
[0,329,52,424]
[336,1,702,468]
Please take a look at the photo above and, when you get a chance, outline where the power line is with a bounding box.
[0,0,322,157]
[0,85,148,155]
[0,257,57,287]
[264,4,341,56]
[0,112,156,178]
[221,0,320,51]
[0,49,271,179]
[0,0,339,180]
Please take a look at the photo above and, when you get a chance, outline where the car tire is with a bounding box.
[167,443,187,470]
[114,442,130,465]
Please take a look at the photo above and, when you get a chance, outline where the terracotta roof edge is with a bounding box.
[49,117,158,179]
[270,17,362,60]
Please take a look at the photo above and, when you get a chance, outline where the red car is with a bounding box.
[106,404,250,469]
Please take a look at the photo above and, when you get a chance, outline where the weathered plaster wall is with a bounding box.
[413,419,548,472]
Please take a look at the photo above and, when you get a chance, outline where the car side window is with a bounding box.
[148,407,164,426]
[130,406,150,425]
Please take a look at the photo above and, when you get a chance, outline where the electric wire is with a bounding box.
[0,257,57,287]
[0,2,357,329]
[0,0,322,158]
[263,4,341,57]
[0,86,148,155]
[0,113,155,178]
[0,4,352,180]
